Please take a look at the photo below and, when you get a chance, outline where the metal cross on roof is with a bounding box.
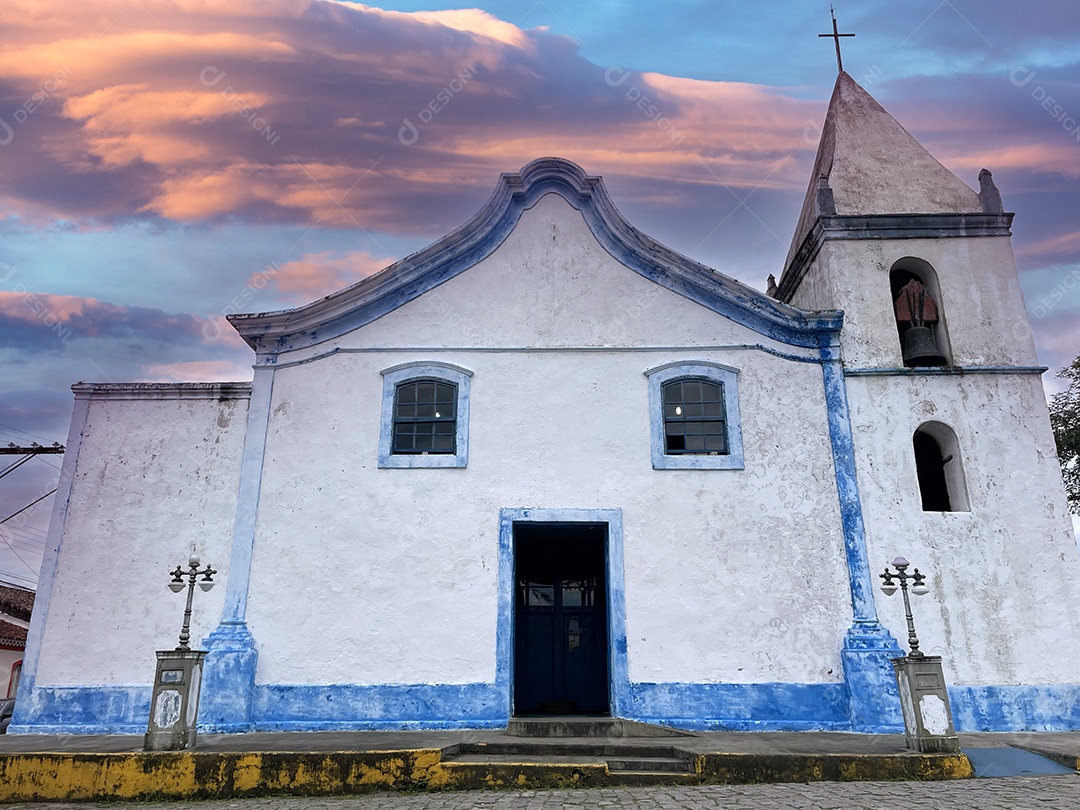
[819,5,854,73]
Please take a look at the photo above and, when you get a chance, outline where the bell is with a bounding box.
[902,326,946,367]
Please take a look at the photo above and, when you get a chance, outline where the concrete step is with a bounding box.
[507,716,692,738]
[452,741,685,760]
[437,757,701,788]
[606,756,694,774]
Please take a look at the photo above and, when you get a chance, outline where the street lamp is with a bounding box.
[878,556,958,753]
[145,553,216,752]
[879,556,929,658]
[168,555,216,650]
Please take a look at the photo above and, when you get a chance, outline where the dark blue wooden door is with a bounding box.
[514,523,609,715]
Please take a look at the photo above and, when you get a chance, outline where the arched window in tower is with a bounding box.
[890,259,950,367]
[912,422,969,512]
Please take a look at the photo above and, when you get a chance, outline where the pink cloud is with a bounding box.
[142,359,252,381]
[0,290,121,327]
[1018,229,1080,258]
[0,0,821,231]
[267,250,393,302]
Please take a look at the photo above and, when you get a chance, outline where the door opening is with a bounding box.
[513,522,609,715]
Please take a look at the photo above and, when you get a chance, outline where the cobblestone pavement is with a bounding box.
[12,776,1080,810]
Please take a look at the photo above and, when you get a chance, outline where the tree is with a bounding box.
[1050,354,1080,513]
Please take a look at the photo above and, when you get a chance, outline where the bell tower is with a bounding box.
[775,71,1080,729]
[776,72,1034,369]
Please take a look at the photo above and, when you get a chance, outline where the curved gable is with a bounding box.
[229,158,842,357]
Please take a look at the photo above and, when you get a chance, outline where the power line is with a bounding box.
[0,570,38,589]
[0,489,57,526]
[0,528,40,579]
[35,455,62,472]
[0,422,57,445]
[0,454,33,479]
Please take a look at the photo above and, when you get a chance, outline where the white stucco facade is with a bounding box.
[13,72,1080,735]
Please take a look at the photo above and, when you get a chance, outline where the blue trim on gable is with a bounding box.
[378,362,473,469]
[497,508,629,717]
[228,158,843,356]
[644,362,744,470]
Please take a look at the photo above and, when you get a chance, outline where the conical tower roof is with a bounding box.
[784,71,982,270]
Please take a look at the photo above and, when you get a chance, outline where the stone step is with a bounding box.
[507,716,692,738]
[437,757,701,788]
[606,756,694,774]
[454,741,684,760]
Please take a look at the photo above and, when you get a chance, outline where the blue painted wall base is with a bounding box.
[627,681,850,730]
[841,622,905,732]
[11,678,1080,734]
[201,621,259,733]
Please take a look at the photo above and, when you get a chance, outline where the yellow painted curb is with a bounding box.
[0,748,974,802]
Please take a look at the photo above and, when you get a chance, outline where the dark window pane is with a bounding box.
[392,379,459,454]
[661,377,730,456]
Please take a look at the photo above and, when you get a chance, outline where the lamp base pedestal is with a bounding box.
[892,655,959,753]
[144,649,207,751]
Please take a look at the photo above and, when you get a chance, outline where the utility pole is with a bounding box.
[0,442,64,455]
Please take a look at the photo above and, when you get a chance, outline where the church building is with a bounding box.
[12,73,1080,735]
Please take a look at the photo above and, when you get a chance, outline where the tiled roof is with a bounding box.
[0,584,34,622]
[0,619,27,648]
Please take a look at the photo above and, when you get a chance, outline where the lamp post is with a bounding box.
[879,557,928,657]
[145,554,216,751]
[169,555,216,649]
[879,556,958,753]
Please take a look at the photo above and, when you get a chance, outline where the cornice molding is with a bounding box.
[779,212,1014,303]
[72,382,253,401]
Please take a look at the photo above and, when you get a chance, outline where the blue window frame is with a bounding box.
[645,362,744,470]
[379,362,472,468]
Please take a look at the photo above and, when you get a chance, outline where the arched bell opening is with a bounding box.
[912,421,970,512]
[890,258,951,367]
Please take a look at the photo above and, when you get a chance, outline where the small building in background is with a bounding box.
[0,583,33,699]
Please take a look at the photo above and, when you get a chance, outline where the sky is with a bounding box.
[0,0,1078,589]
